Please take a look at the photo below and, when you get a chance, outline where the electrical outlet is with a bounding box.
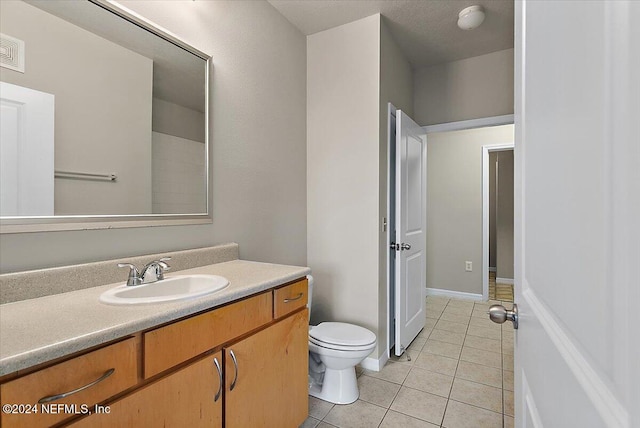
[465,261,473,272]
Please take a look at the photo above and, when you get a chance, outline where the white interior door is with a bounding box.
[0,82,54,216]
[394,110,426,356]
[514,1,639,426]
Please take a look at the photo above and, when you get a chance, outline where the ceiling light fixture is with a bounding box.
[457,5,485,30]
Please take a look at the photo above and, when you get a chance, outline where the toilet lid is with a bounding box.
[309,322,376,347]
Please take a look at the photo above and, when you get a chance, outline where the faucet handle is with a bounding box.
[156,257,171,275]
[118,263,142,286]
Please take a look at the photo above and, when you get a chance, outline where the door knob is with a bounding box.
[488,304,519,329]
[400,243,411,250]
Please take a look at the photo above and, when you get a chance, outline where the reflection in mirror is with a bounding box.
[0,0,209,220]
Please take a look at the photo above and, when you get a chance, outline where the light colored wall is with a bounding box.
[379,18,413,354]
[496,150,514,279]
[152,132,206,214]
[0,0,153,215]
[307,15,381,348]
[489,152,498,268]
[426,125,514,295]
[152,98,205,143]
[0,0,307,273]
[414,49,514,126]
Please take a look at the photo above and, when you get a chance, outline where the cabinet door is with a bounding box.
[70,352,223,428]
[225,310,308,428]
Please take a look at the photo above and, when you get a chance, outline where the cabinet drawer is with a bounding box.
[0,337,138,428]
[273,278,308,319]
[144,291,272,378]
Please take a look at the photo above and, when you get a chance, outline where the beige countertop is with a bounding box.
[0,260,310,376]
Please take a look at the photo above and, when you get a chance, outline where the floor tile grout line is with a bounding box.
[446,398,507,417]
[440,298,472,427]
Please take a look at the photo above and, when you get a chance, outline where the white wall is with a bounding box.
[496,150,514,279]
[0,0,153,215]
[152,132,206,214]
[1,0,307,273]
[414,49,514,126]
[426,125,514,295]
[307,14,412,362]
[307,15,381,345]
[152,98,205,143]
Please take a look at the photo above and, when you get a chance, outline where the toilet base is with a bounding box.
[308,366,359,404]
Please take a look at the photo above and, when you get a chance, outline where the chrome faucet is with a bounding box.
[118,257,171,286]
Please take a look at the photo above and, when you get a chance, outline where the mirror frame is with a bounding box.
[0,0,212,234]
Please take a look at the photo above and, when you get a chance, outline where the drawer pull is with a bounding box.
[213,357,222,402]
[229,350,238,391]
[38,368,115,404]
[283,293,304,303]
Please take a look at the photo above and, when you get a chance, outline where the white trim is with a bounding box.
[423,114,514,134]
[496,277,514,285]
[482,143,514,301]
[386,103,397,359]
[360,352,388,372]
[489,267,497,272]
[426,288,483,301]
[605,2,638,423]
[523,287,629,427]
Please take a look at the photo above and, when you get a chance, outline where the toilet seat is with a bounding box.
[309,322,376,348]
[309,336,376,352]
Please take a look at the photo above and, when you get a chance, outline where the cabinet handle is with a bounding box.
[213,357,222,402]
[229,350,238,391]
[38,368,115,404]
[284,293,304,303]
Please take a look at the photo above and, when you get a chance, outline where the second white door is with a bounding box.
[394,110,427,356]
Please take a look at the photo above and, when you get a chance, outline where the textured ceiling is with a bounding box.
[267,0,514,68]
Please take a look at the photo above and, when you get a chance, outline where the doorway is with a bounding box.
[482,144,515,301]
[422,118,513,303]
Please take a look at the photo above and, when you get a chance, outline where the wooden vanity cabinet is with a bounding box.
[224,309,308,428]
[0,278,309,428]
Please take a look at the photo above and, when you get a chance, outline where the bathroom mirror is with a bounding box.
[0,0,211,233]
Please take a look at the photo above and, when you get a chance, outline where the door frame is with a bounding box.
[386,103,397,358]
[482,143,514,301]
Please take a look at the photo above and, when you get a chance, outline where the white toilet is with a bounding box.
[307,276,377,404]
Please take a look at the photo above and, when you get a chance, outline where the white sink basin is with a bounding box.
[99,274,229,305]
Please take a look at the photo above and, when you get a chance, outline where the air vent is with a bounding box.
[0,33,25,73]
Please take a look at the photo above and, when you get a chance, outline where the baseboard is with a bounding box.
[496,277,514,285]
[489,267,497,272]
[426,288,483,301]
[360,351,388,372]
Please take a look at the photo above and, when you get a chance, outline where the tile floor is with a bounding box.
[488,272,514,302]
[301,296,515,428]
